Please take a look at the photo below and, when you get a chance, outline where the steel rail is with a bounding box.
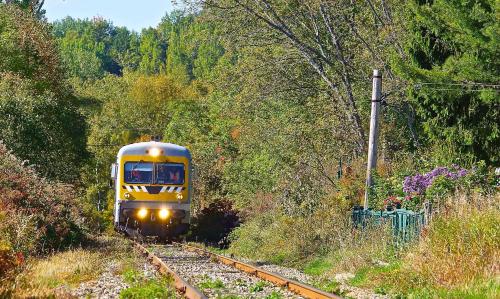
[174,242,343,299]
[133,241,207,299]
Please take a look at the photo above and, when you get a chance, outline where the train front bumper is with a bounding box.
[118,200,190,223]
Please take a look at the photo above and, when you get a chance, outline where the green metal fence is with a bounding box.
[352,206,429,245]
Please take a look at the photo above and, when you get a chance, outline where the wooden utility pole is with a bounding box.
[364,70,382,210]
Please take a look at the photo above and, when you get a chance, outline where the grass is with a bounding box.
[349,262,400,287]
[120,268,176,299]
[22,249,104,289]
[249,280,267,292]
[198,276,225,289]
[303,258,332,276]
[12,235,177,298]
[265,291,284,299]
[312,278,342,294]
[348,193,500,298]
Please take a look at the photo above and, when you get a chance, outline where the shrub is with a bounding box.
[189,199,239,247]
[368,192,500,297]
[0,143,85,278]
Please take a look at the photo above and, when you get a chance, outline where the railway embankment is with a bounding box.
[8,236,177,298]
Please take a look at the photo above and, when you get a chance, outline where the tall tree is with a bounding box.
[394,0,499,164]
[1,0,45,18]
[139,28,166,74]
[193,0,406,154]
[0,5,87,181]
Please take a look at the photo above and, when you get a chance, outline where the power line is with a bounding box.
[416,82,500,88]
[414,88,499,92]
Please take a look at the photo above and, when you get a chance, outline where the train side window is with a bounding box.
[124,162,153,184]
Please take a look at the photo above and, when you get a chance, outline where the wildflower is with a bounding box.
[403,166,469,195]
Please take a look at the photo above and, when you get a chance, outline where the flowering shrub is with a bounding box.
[403,166,468,195]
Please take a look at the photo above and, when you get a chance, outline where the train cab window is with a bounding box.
[124,162,153,184]
[155,163,184,185]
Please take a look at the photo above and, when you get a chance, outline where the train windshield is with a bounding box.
[155,163,184,185]
[124,162,153,184]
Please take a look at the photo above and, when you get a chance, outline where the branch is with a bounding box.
[320,4,366,151]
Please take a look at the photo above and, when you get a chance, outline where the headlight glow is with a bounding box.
[176,193,184,200]
[149,148,161,157]
[137,208,148,219]
[159,209,170,219]
[124,192,131,199]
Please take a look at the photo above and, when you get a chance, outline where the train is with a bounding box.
[110,141,192,240]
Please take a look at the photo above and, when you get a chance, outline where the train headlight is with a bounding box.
[137,208,148,219]
[149,148,161,157]
[159,209,170,219]
[124,192,131,199]
[176,193,184,200]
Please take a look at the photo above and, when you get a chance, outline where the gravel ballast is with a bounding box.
[149,244,304,298]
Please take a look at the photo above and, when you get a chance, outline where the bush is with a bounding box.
[0,143,85,278]
[367,192,500,297]
[189,200,240,247]
[227,193,391,267]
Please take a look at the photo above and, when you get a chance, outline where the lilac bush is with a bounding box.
[403,165,468,195]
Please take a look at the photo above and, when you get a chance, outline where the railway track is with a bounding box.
[134,241,342,299]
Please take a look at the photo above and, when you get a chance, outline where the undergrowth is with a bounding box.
[120,268,176,299]
[353,193,500,298]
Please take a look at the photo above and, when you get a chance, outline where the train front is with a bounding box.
[112,142,192,239]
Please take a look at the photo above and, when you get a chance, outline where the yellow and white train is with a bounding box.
[111,141,192,239]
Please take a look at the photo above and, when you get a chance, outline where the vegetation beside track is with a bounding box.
[0,142,85,291]
[10,236,177,298]
[0,1,498,298]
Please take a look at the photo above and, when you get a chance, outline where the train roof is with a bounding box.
[117,142,191,159]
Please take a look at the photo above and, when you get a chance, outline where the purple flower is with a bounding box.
[403,166,468,195]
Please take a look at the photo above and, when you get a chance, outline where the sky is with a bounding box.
[44,0,177,32]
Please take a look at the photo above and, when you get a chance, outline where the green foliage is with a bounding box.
[249,281,267,293]
[138,27,165,75]
[0,5,87,181]
[0,0,45,18]
[198,276,225,289]
[0,4,65,93]
[395,0,500,164]
[0,75,87,181]
[358,193,500,298]
[53,17,126,79]
[120,269,176,299]
[0,143,84,264]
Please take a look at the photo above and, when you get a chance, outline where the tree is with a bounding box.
[53,17,126,79]
[0,5,65,93]
[194,0,406,153]
[394,0,499,164]
[0,5,87,181]
[138,28,166,74]
[1,0,45,18]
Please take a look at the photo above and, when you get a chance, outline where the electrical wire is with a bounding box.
[416,82,500,88]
